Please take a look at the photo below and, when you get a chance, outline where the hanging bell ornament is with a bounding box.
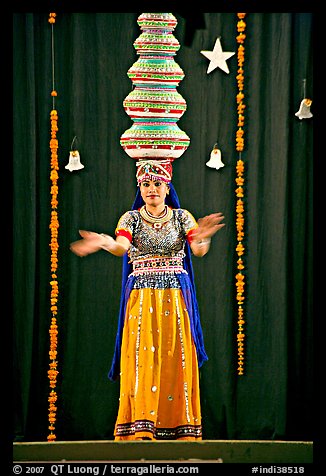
[206,143,224,170]
[65,136,84,172]
[65,150,84,172]
[295,98,313,120]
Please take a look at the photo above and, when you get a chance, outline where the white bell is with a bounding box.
[295,98,313,120]
[65,150,84,172]
[206,144,224,170]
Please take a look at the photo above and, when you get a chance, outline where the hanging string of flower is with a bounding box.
[47,11,59,442]
[235,13,247,376]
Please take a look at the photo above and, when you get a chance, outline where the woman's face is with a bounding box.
[139,180,169,207]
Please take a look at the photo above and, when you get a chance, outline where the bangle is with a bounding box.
[196,238,211,247]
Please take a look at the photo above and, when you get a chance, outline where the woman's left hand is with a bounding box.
[192,212,225,241]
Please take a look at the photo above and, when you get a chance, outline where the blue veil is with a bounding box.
[108,182,208,381]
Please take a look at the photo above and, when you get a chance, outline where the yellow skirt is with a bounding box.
[114,287,202,440]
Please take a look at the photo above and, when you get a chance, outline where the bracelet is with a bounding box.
[196,238,211,247]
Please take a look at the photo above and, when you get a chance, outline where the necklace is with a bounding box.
[139,205,173,229]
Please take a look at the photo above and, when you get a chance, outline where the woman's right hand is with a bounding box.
[70,230,105,257]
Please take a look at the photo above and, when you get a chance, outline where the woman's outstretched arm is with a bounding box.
[70,230,130,257]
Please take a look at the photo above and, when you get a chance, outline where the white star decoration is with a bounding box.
[201,37,235,74]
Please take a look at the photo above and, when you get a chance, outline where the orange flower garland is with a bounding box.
[47,12,59,442]
[235,13,247,376]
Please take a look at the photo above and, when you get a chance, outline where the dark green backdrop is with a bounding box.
[13,12,313,442]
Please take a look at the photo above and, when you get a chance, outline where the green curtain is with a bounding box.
[13,12,313,441]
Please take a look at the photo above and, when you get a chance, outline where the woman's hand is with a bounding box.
[190,212,225,257]
[192,212,225,242]
[70,230,130,257]
[70,230,105,257]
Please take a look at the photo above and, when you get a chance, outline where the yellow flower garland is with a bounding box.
[235,13,247,376]
[47,12,59,442]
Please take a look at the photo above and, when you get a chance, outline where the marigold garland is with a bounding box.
[235,13,247,376]
[47,12,59,442]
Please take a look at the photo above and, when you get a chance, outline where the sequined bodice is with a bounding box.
[130,211,186,261]
[116,208,197,289]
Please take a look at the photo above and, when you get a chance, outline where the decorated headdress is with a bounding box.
[120,12,190,184]
[135,159,172,184]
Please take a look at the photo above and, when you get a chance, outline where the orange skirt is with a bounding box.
[114,287,202,440]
